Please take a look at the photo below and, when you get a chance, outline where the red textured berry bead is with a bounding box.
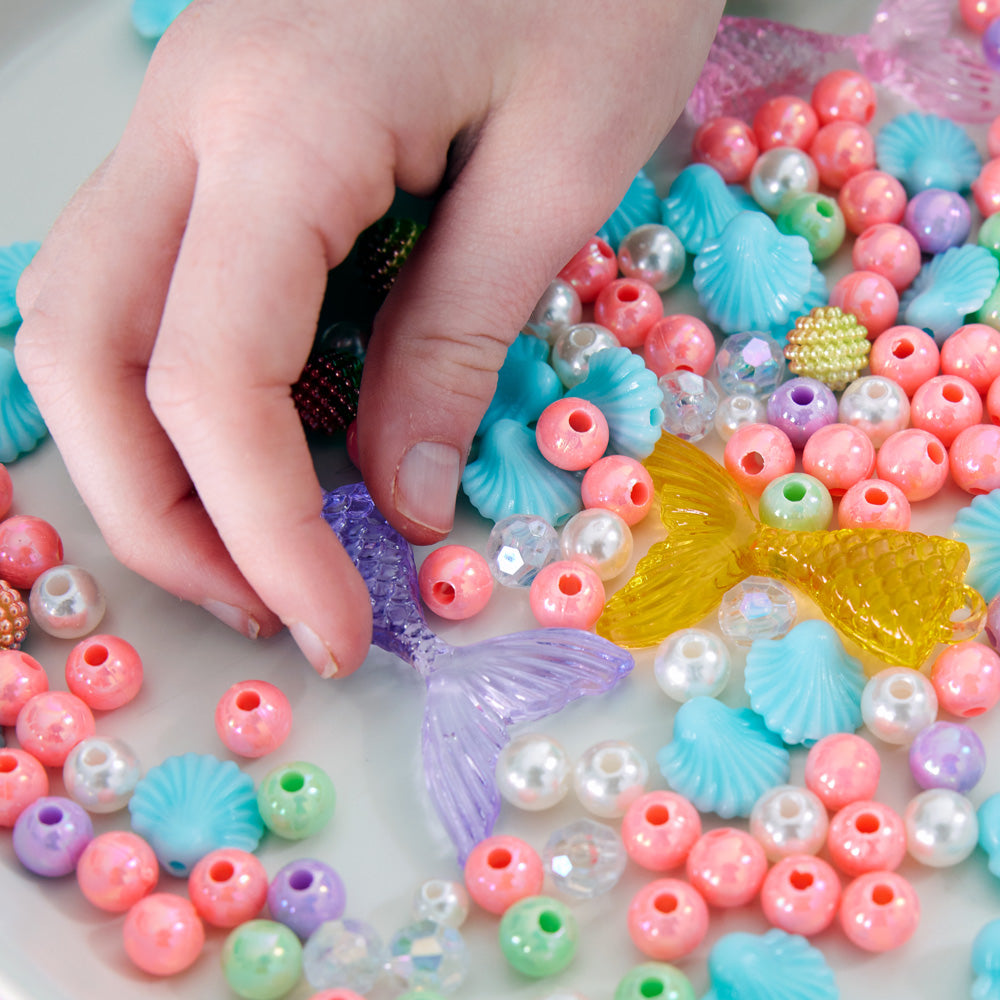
[801,423,875,497]
[811,69,876,124]
[65,634,143,711]
[839,870,920,952]
[990,374,1000,424]
[580,455,654,527]
[418,544,493,620]
[829,270,899,339]
[940,323,1000,395]
[627,878,709,961]
[77,831,159,913]
[188,848,269,928]
[558,237,618,304]
[621,790,702,872]
[529,560,605,630]
[464,835,544,915]
[837,479,911,530]
[827,800,906,878]
[869,325,940,396]
[685,827,768,908]
[215,679,292,758]
[839,171,907,235]
[760,854,842,936]
[123,892,205,976]
[723,423,795,497]
[961,0,1000,32]
[535,397,610,472]
[0,649,48,725]
[0,747,49,827]
[753,95,818,151]
[852,223,921,293]
[805,733,881,812]
[642,314,716,378]
[875,428,950,502]
[950,424,1000,494]
[593,278,664,349]
[0,514,63,589]
[691,116,758,183]
[16,690,96,767]
[931,641,1000,718]
[910,375,983,447]
[809,121,876,189]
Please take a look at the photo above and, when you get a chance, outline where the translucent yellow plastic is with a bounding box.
[597,434,986,669]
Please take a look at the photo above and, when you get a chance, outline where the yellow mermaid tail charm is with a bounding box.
[597,434,985,669]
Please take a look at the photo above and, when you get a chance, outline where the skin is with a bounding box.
[14,0,723,678]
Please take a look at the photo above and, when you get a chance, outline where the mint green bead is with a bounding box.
[976,278,1000,331]
[256,760,335,840]
[498,895,577,978]
[759,473,833,531]
[222,919,303,1000]
[979,212,1000,262]
[615,961,696,1000]
[776,193,845,262]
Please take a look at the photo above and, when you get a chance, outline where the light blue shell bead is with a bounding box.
[972,919,1000,1000]
[978,792,1000,879]
[0,348,47,462]
[876,112,981,194]
[952,490,1000,604]
[131,0,193,39]
[477,334,562,435]
[0,241,40,330]
[744,619,865,746]
[657,696,790,819]
[662,164,745,255]
[598,170,661,251]
[768,265,828,344]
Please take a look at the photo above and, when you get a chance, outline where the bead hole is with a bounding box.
[44,573,71,597]
[681,639,705,659]
[616,284,640,302]
[169,860,186,873]
[82,746,108,767]
[864,486,888,506]
[817,200,834,218]
[783,482,807,502]
[558,573,582,597]
[236,690,261,712]
[598,749,624,775]
[38,806,63,825]
[741,451,765,475]
[778,795,801,818]
[570,328,595,348]
[646,803,670,826]
[488,847,512,870]
[538,910,561,933]
[790,869,814,891]
[892,339,914,359]
[289,870,314,891]
[890,677,915,699]
[568,410,594,433]
[432,581,456,606]
[872,883,894,905]
[654,892,678,914]
[209,859,235,883]
[83,643,109,666]
[280,771,305,793]
[942,382,964,403]
[855,811,880,834]
[0,753,17,773]
[865,382,887,398]
[791,386,814,405]
[630,482,649,507]
[927,441,946,464]
[423,881,444,900]
[640,981,665,998]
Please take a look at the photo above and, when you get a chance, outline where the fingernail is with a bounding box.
[201,600,261,640]
[395,441,461,533]
[288,621,339,679]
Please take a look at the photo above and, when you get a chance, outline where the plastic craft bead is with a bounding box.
[498,895,577,978]
[417,545,493,621]
[940,323,1000,394]
[812,68,876,124]
[809,121,876,189]
[875,428,950,501]
[827,800,907,877]
[387,920,468,993]
[686,827,768,908]
[550,322,620,389]
[0,747,48,827]
[828,270,899,338]
[852,223,922,292]
[222,919,303,1000]
[910,375,982,447]
[615,963,695,1000]
[495,732,571,812]
[990,374,1000,423]
[268,859,346,940]
[557,237,617,303]
[989,598,1000,649]
[536,397,610,472]
[560,508,632,580]
[0,649,47,725]
[653,628,731,702]
[15,690,96,767]
[713,394,766,441]
[123,892,206,976]
[974,157,1000,216]
[214,680,293,758]
[0,514,63,589]
[903,187,971,253]
[464,835,544,915]
[758,474,833,532]
[64,634,143,711]
[188,848,269,928]
[692,116,759,183]
[722,423,795,498]
[862,667,939,745]
[776,193,845,261]
[543,818,626,900]
[715,332,786,397]
[961,0,1000,32]
[658,371,719,442]
[904,788,979,867]
[930,641,1000,717]
[718,576,797,645]
[627,879,709,962]
[28,564,106,639]
[524,278,581,343]
[765,377,837,448]
[257,760,336,840]
[529,560,605,629]
[642,315,715,379]
[617,224,686,293]
[0,582,30,650]
[839,870,919,952]
[837,478,911,530]
[573,740,648,818]
[621,790,702,872]
[749,145,819,214]
[950,424,1000,494]
[0,464,11,519]
[869,324,940,395]
[302,918,386,994]
[580,455,653,526]
[801,424,875,497]
[13,795,94,877]
[838,375,910,447]
[749,785,828,861]
[76,830,158,912]
[839,171,907,235]
[753,95,818,151]
[594,278,664,349]
[63,736,141,813]
[805,733,881,812]
[909,721,986,793]
[486,514,560,588]
[413,879,470,929]
[760,854,841,936]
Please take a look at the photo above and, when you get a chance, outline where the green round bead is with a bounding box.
[221,919,303,1000]
[976,278,1000,331]
[256,760,335,840]
[776,193,846,262]
[614,961,696,1000]
[758,473,833,531]
[979,212,1000,262]
[498,895,577,978]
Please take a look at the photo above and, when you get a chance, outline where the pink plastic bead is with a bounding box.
[642,314,716,377]
[760,854,842,936]
[593,278,664,349]
[839,171,907,235]
[580,455,654,526]
[827,800,906,878]
[214,679,292,758]
[753,95,818,151]
[851,224,922,293]
[940,323,1000,395]
[0,514,63,590]
[418,544,494,620]
[723,423,795,498]
[122,892,205,976]
[869,325,940,395]
[627,878,709,961]
[15,690,96,767]
[801,423,875,497]
[950,424,1000,494]
[811,69,877,124]
[837,479,911,531]
[188,848,269,928]
[0,465,12,520]
[64,634,143,711]
[558,237,618,304]
[973,158,1000,216]
[535,397,610,471]
[528,560,605,630]
[691,116,759,183]
[620,790,702,872]
[0,747,49,827]
[839,870,920,952]
[77,831,159,913]
[961,0,1000,32]
[829,270,899,338]
[990,374,1000,424]
[875,428,950,502]
[464,835,544,915]
[930,641,1000,718]
[910,375,983,447]
[0,649,48,725]
[808,121,876,190]
[685,827,768,908]
[805,733,881,812]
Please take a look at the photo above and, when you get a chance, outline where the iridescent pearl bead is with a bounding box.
[558,237,618,303]
[64,634,143,711]
[0,648,48,725]
[749,145,819,214]
[812,69,877,124]
[412,879,470,929]
[486,514,560,589]
[627,879,709,961]
[305,988,367,999]
[862,668,938,746]
[621,790,702,872]
[827,800,907,878]
[837,478,911,530]
[560,508,632,580]
[13,795,94,877]
[528,560,605,629]
[76,831,159,912]
[550,323,620,388]
[829,270,899,339]
[776,192,845,261]
[765,377,838,448]
[464,835,544,915]
[188,848,269,928]
[524,278,582,343]
[805,733,881,811]
[498,895,578,977]
[257,760,336,840]
[758,473,833,532]
[838,375,910,447]
[63,736,141,813]
[961,0,1000,32]
[643,314,716,378]
[268,859,346,940]
[749,785,829,861]
[215,679,293,758]
[869,325,940,395]
[15,690,96,767]
[713,393,767,442]
[417,544,493,620]
[123,892,205,976]
[0,747,48,827]
[692,116,759,182]
[753,94,819,151]
[839,170,906,234]
[580,455,654,526]
[222,920,303,1000]
[904,788,979,867]
[543,818,626,899]
[852,223,922,292]
[910,375,983,447]
[594,278,664,349]
[941,323,1000,394]
[930,641,1000,717]
[653,628,731,702]
[573,740,648,818]
[839,870,919,951]
[615,963,696,1000]
[536,398,610,471]
[28,564,106,639]
[0,514,63,589]
[802,424,876,497]
[904,187,972,253]
[685,827,768,907]
[723,423,795,497]
[302,918,386,994]
[950,424,1000,495]
[495,732,571,811]
[617,224,686,293]
[760,854,842,936]
[908,721,986,793]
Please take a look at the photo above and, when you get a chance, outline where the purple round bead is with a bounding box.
[903,188,971,254]
[908,721,986,794]
[986,594,1000,651]
[765,377,838,449]
[984,17,1000,72]
[12,795,94,877]
[267,857,346,939]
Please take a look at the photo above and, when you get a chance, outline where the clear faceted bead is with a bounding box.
[716,332,786,396]
[543,818,627,899]
[658,370,720,442]
[387,920,469,994]
[486,514,561,588]
[718,576,797,644]
[412,878,470,928]
[302,918,386,994]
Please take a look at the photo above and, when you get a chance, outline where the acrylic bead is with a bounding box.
[749,145,819,214]
[837,478,911,530]
[801,424,875,498]
[692,116,759,182]
[961,0,1000,32]
[910,375,982,447]
[76,830,158,912]
[417,545,493,621]
[862,667,939,745]
[765,377,838,449]
[827,800,907,877]
[974,158,1000,216]
[0,465,10,519]
[723,423,795,498]
[838,375,910,447]
[839,870,919,952]
[188,848,269,928]
[15,690,96,767]
[642,314,715,378]
[0,514,63,589]
[560,508,632,582]
[257,760,336,840]
[536,398,610,472]
[464,835,544,915]
[123,892,205,976]
[550,322,620,388]
[940,323,1000,394]
[718,576,797,644]
[653,628,731,702]
[713,394,766,442]
[839,171,907,235]
[875,428,950,501]
[557,237,617,303]
[753,95,818,151]
[222,919,303,1000]
[28,564,106,639]
[580,455,654,526]
[495,732,571,812]
[758,474,833,532]
[621,790,702,872]
[302,918,386,994]
[991,374,1000,423]
[904,788,979,867]
[909,720,986,793]
[594,278,664,349]
[930,641,1000,717]
[658,371,719,442]
[615,963,695,1000]
[869,325,940,395]
[991,596,1000,648]
[528,560,605,629]
[950,424,1000,494]
[63,736,141,813]
[214,680,293,759]
[486,514,560,588]
[829,270,899,339]
[64,634,143,711]
[903,187,971,253]
[852,223,922,292]
[573,739,648,818]
[413,879,470,928]
[387,920,468,994]
[760,855,841,936]
[812,69,876,124]
[524,278,582,343]
[627,879,709,962]
[715,331,786,396]
[776,193,845,262]
[805,733,881,812]
[809,121,876,189]
[0,648,47,725]
[686,827,768,908]
[749,785,829,861]
[13,795,94,877]
[498,895,577,978]
[543,818,626,899]
[0,747,48,826]
[618,224,686,293]
[269,858,346,939]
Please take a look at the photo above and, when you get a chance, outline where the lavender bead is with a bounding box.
[13,795,94,877]
[765,377,838,449]
[903,188,971,254]
[909,721,986,794]
[268,858,346,939]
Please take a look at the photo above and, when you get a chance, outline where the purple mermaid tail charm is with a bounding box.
[321,483,634,861]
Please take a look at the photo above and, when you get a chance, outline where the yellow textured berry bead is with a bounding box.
[783,306,870,390]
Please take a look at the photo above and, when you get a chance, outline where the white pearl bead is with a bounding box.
[29,564,106,639]
[560,509,633,581]
[617,223,686,292]
[411,878,470,928]
[861,667,939,746]
[749,784,829,861]
[749,146,819,214]
[839,376,911,448]
[62,736,141,813]
[653,628,731,702]
[523,279,582,343]
[495,733,571,811]
[550,323,620,388]
[714,393,767,441]
[904,788,978,867]
[573,740,648,818]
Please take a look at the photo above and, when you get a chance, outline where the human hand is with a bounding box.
[15,0,723,677]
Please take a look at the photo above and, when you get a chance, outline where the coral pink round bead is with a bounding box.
[760,854,842,936]
[723,423,795,498]
[691,116,759,183]
[801,423,875,497]
[464,835,544,915]
[0,649,48,726]
[961,0,1000,32]
[808,121,876,189]
[990,374,1000,424]
[753,95,818,151]
[852,224,922,292]
[805,733,881,812]
[950,424,1000,494]
[940,323,1000,395]
[685,827,768,908]
[0,747,49,827]
[621,790,702,872]
[65,634,143,711]
[875,429,950,502]
[15,690,96,768]
[869,325,940,395]
[593,278,664,349]
[558,236,618,304]
[930,641,1000,718]
[0,515,63,590]
[642,314,716,378]
[123,892,205,976]
[214,679,292,758]
[837,479,911,530]
[580,455,654,527]
[973,158,1000,216]
[829,270,899,338]
[418,544,494,620]
[627,878,709,961]
[839,171,907,235]
[839,870,920,952]
[188,848,269,927]
[528,560,605,630]
[910,375,983,447]
[77,831,159,913]
[0,465,11,520]
[535,397,610,472]
[811,69,877,124]
[827,800,906,878]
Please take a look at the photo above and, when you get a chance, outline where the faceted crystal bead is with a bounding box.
[716,332,786,396]
[718,576,797,644]
[543,818,627,899]
[302,918,386,994]
[486,515,561,588]
[658,371,720,442]
[387,920,468,994]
